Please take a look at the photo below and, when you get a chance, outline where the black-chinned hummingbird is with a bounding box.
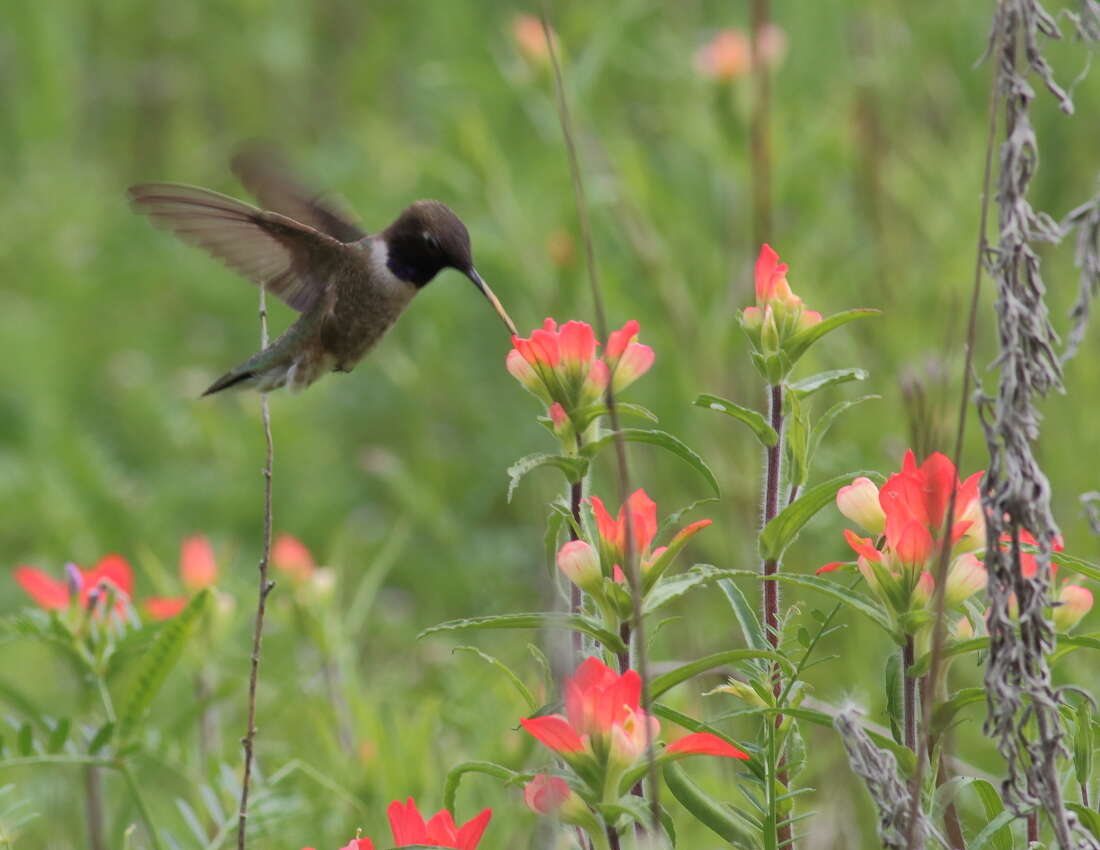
[129,148,517,396]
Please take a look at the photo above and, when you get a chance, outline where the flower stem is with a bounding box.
[570,475,584,657]
[122,762,165,850]
[236,288,276,850]
[84,765,106,850]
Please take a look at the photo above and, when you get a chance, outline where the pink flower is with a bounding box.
[512,13,554,66]
[14,555,133,615]
[387,798,491,850]
[523,774,571,815]
[1054,585,1093,632]
[837,477,886,536]
[694,29,751,79]
[557,540,601,593]
[272,533,316,580]
[337,840,374,850]
[144,597,188,620]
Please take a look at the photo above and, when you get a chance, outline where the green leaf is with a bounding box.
[789,368,869,399]
[119,589,210,741]
[87,722,114,756]
[970,810,1019,850]
[453,646,537,712]
[46,717,70,754]
[506,453,588,502]
[651,649,794,698]
[693,394,778,446]
[759,470,883,561]
[1052,551,1100,581]
[807,395,880,464]
[16,723,32,757]
[783,309,881,366]
[1076,700,1094,794]
[571,401,659,431]
[716,569,897,639]
[908,637,990,677]
[643,568,719,614]
[1069,803,1100,840]
[719,578,768,651]
[657,498,719,544]
[930,687,985,735]
[442,761,520,813]
[663,763,762,848]
[783,392,811,489]
[884,653,903,744]
[582,429,720,496]
[969,779,1012,850]
[418,612,626,654]
[544,507,566,578]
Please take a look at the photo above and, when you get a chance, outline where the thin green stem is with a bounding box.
[0,755,117,769]
[122,762,165,850]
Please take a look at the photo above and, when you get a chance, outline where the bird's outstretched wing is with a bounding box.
[128,183,348,313]
[231,145,367,243]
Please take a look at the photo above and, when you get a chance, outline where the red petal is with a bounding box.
[605,319,641,360]
[625,489,658,554]
[456,809,492,850]
[667,732,749,759]
[520,715,585,752]
[590,496,621,551]
[85,554,134,598]
[843,529,882,563]
[815,561,848,575]
[424,809,460,846]
[144,597,188,620]
[387,798,427,846]
[13,566,70,609]
[180,535,217,590]
[557,320,597,366]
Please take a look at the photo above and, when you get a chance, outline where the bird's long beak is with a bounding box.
[467,268,518,336]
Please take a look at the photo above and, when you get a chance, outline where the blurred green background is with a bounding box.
[2,0,1099,847]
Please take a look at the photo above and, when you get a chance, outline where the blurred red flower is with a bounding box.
[14,555,133,615]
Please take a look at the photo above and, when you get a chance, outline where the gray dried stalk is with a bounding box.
[1061,188,1100,361]
[1083,492,1100,535]
[978,2,1100,848]
[834,710,945,850]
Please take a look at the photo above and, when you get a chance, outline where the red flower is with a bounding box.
[338,839,374,850]
[272,533,316,580]
[523,774,571,815]
[521,657,744,770]
[180,535,218,591]
[14,555,133,615]
[591,490,659,567]
[387,798,491,850]
[740,245,822,368]
[506,318,654,420]
[144,597,188,620]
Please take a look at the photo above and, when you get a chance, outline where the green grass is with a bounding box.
[2,1,1099,847]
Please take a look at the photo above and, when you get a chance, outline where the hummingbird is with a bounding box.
[128,147,517,396]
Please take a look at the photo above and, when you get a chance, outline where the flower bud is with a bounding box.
[579,359,609,406]
[556,540,601,593]
[706,678,768,708]
[610,343,655,393]
[523,774,571,815]
[912,571,934,607]
[836,477,886,535]
[548,403,573,442]
[760,305,780,353]
[506,349,547,400]
[1054,585,1093,632]
[64,563,84,600]
[741,305,764,332]
[796,309,823,332]
[944,553,986,607]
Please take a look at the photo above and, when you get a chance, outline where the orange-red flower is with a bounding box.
[387,798,491,850]
[272,533,316,580]
[694,25,787,80]
[521,657,747,773]
[506,318,654,423]
[145,535,220,621]
[14,555,133,615]
[740,245,821,372]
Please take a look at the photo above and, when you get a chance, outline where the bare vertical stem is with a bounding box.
[904,10,1002,849]
[236,288,275,850]
[539,3,659,835]
[750,0,773,250]
[1028,811,1040,844]
[84,766,106,850]
[570,469,584,657]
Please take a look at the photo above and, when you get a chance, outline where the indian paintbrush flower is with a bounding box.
[387,797,492,849]
[146,534,221,621]
[14,555,133,616]
[520,657,747,800]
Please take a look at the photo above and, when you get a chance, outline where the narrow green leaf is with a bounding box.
[46,717,70,754]
[651,649,794,698]
[1069,803,1100,840]
[968,779,1012,850]
[908,637,990,677]
[571,401,659,431]
[87,722,115,755]
[789,368,869,399]
[783,309,881,365]
[663,763,762,848]
[884,654,903,744]
[693,394,778,446]
[453,646,537,712]
[930,687,985,735]
[807,395,880,463]
[1052,551,1100,581]
[16,723,33,757]
[969,810,1019,850]
[442,761,519,813]
[506,453,588,502]
[643,565,723,613]
[544,507,566,578]
[583,429,720,496]
[419,612,626,654]
[759,471,883,561]
[719,578,768,651]
[717,569,897,638]
[119,589,210,741]
[1076,700,1094,793]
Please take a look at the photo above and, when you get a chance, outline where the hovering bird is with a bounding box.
[129,148,517,396]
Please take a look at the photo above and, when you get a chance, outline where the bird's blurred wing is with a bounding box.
[231,145,367,243]
[129,183,349,313]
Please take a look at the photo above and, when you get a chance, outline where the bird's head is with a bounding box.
[383,200,517,334]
